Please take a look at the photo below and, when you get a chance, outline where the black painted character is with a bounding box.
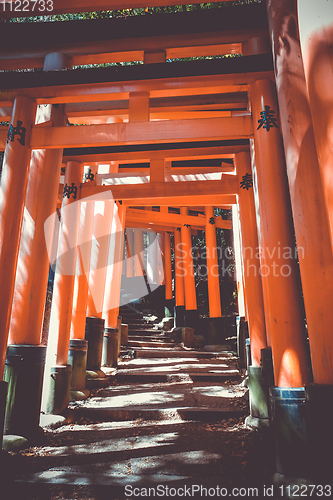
[84,168,94,182]
[63,182,78,200]
[257,105,278,132]
[240,173,253,190]
[7,120,27,146]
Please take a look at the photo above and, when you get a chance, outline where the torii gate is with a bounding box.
[0,0,333,482]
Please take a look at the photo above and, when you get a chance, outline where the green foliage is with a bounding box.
[192,223,237,316]
[72,61,144,70]
[166,54,242,63]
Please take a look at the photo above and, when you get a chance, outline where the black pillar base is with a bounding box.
[245,338,252,367]
[164,299,175,318]
[0,381,8,449]
[45,364,72,415]
[68,339,88,391]
[245,365,270,430]
[184,309,199,330]
[102,327,119,368]
[85,317,105,371]
[236,316,247,366]
[207,316,225,345]
[261,346,275,387]
[269,387,308,478]
[174,305,185,327]
[4,345,46,440]
[306,383,333,481]
[120,323,129,346]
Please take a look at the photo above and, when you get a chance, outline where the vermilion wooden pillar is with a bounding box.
[9,104,66,346]
[4,105,65,436]
[180,207,197,313]
[86,191,114,319]
[48,208,61,280]
[0,96,37,378]
[267,0,333,385]
[298,0,333,246]
[126,229,134,278]
[204,206,222,318]
[48,161,84,366]
[146,231,160,285]
[232,204,246,319]
[174,228,185,326]
[42,161,83,413]
[70,164,98,341]
[103,202,126,328]
[235,152,267,366]
[134,229,144,277]
[267,1,333,478]
[164,232,173,301]
[250,79,310,388]
[157,233,165,286]
[174,229,185,306]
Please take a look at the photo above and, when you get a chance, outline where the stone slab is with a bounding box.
[39,414,66,430]
[2,435,29,452]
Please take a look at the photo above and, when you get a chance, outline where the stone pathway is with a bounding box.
[2,309,276,499]
[3,348,277,499]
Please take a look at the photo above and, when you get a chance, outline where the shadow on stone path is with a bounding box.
[2,351,276,499]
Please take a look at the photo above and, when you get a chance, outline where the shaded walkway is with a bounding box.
[4,347,276,499]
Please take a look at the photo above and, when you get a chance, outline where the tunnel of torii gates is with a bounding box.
[0,0,333,482]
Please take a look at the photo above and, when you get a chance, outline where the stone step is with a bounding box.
[119,311,143,317]
[128,340,175,348]
[11,412,250,498]
[128,336,172,343]
[132,348,235,359]
[118,357,235,369]
[124,320,148,326]
[68,405,246,423]
[119,312,143,320]
[120,318,143,324]
[114,370,240,383]
[128,329,164,335]
[128,323,158,329]
[85,376,113,389]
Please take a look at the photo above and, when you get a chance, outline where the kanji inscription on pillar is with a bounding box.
[208,217,215,225]
[7,120,27,146]
[240,173,253,190]
[257,105,278,132]
[63,182,78,200]
[84,168,95,182]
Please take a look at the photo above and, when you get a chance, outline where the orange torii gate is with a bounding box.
[0,0,333,483]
